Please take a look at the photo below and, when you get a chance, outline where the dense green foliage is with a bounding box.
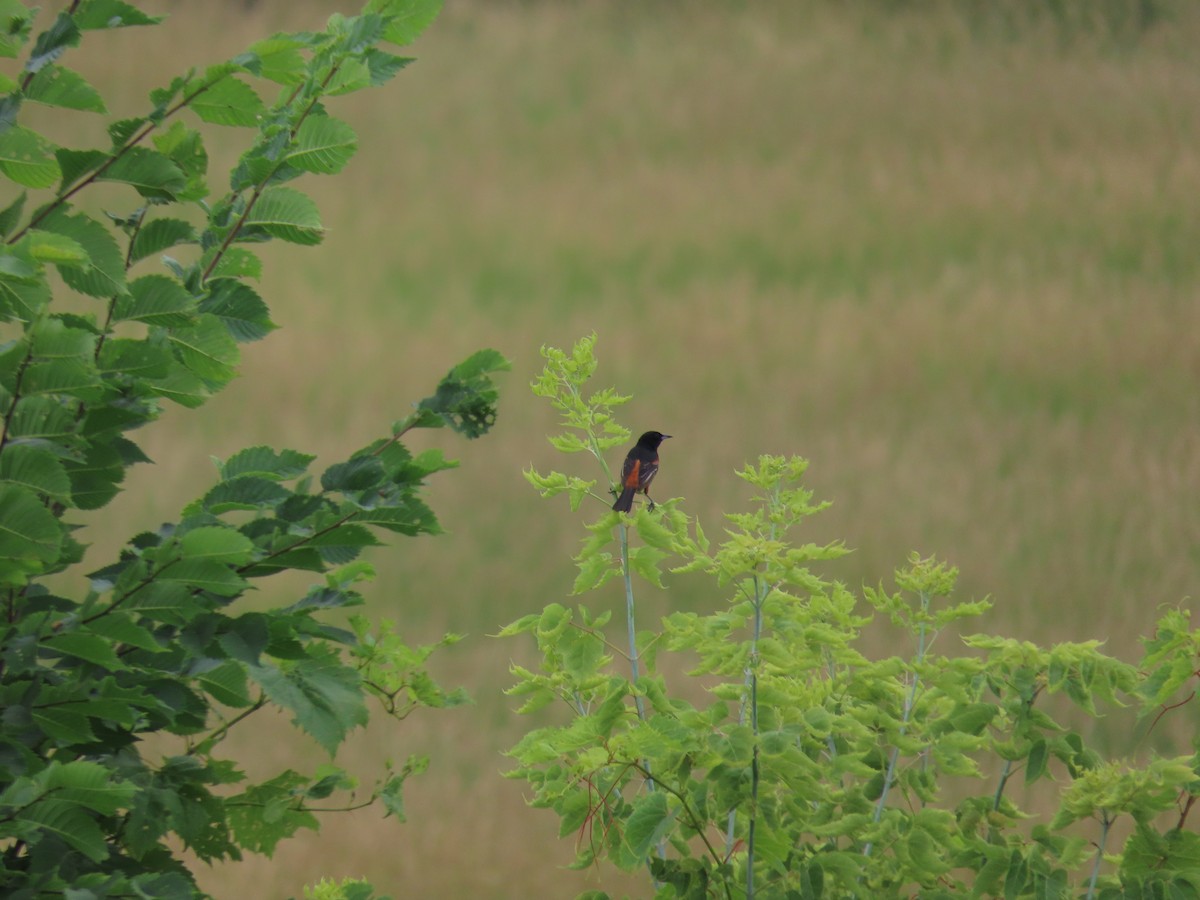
[507,335,1200,899]
[0,2,507,897]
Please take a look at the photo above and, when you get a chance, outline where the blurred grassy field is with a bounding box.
[22,0,1200,895]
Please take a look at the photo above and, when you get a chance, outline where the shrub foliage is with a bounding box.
[0,2,507,897]
[507,335,1200,899]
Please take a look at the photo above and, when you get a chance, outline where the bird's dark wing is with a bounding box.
[637,457,659,490]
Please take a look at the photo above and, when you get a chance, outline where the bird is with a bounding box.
[612,431,671,513]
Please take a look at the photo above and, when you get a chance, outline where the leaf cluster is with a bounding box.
[506,336,1200,900]
[0,2,508,897]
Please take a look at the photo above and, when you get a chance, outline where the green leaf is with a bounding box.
[621,791,672,864]
[74,0,163,29]
[189,72,264,126]
[38,208,126,297]
[129,217,196,264]
[246,36,306,86]
[26,13,80,76]
[114,274,195,326]
[152,120,208,201]
[369,0,443,45]
[86,612,164,654]
[63,441,125,509]
[0,444,72,501]
[203,246,261,281]
[416,348,510,439]
[23,358,101,400]
[198,279,275,342]
[145,364,209,408]
[225,771,318,854]
[27,229,89,266]
[46,760,136,814]
[243,186,324,245]
[0,483,63,573]
[97,338,172,378]
[286,115,357,175]
[98,146,185,200]
[0,1,33,59]
[43,632,125,669]
[179,526,254,565]
[17,799,108,862]
[32,705,96,743]
[55,147,108,187]
[629,545,667,588]
[199,476,291,513]
[0,190,25,238]
[196,660,252,708]
[249,653,368,755]
[0,125,61,188]
[167,313,240,382]
[24,65,105,112]
[157,558,248,597]
[219,446,314,481]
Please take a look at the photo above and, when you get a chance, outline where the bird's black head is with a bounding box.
[636,431,671,449]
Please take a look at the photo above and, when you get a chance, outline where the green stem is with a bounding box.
[1086,813,1112,900]
[865,590,930,857]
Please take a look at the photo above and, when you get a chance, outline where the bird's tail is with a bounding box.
[612,486,635,513]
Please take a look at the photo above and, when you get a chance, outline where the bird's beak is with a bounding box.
[663,434,673,439]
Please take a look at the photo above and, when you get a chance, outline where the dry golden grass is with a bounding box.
[11,0,1200,895]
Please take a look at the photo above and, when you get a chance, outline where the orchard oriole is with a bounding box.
[612,430,671,513]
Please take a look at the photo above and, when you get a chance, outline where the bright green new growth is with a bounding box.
[0,2,508,897]
[506,335,1200,899]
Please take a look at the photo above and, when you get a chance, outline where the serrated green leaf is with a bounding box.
[114,274,195,326]
[370,0,443,45]
[198,279,275,342]
[246,36,306,86]
[219,445,314,481]
[20,358,101,401]
[200,476,291,513]
[0,444,72,500]
[157,558,248,597]
[31,317,96,358]
[86,612,164,654]
[286,115,357,175]
[145,364,209,408]
[203,246,260,281]
[0,190,25,239]
[249,653,368,755]
[362,48,413,86]
[0,125,61,188]
[98,146,185,200]
[167,313,239,382]
[179,526,254,564]
[621,791,672,864]
[55,147,108,188]
[63,441,124,510]
[97,338,171,378]
[129,217,196,264]
[17,799,108,862]
[0,483,63,570]
[243,186,323,245]
[38,208,126,297]
[43,631,124,669]
[45,760,136,814]
[32,705,96,743]
[74,0,163,29]
[189,73,264,126]
[24,64,105,112]
[629,545,667,588]
[197,660,252,708]
[0,1,33,59]
[27,229,88,266]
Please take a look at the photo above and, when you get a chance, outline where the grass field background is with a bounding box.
[21,0,1200,895]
